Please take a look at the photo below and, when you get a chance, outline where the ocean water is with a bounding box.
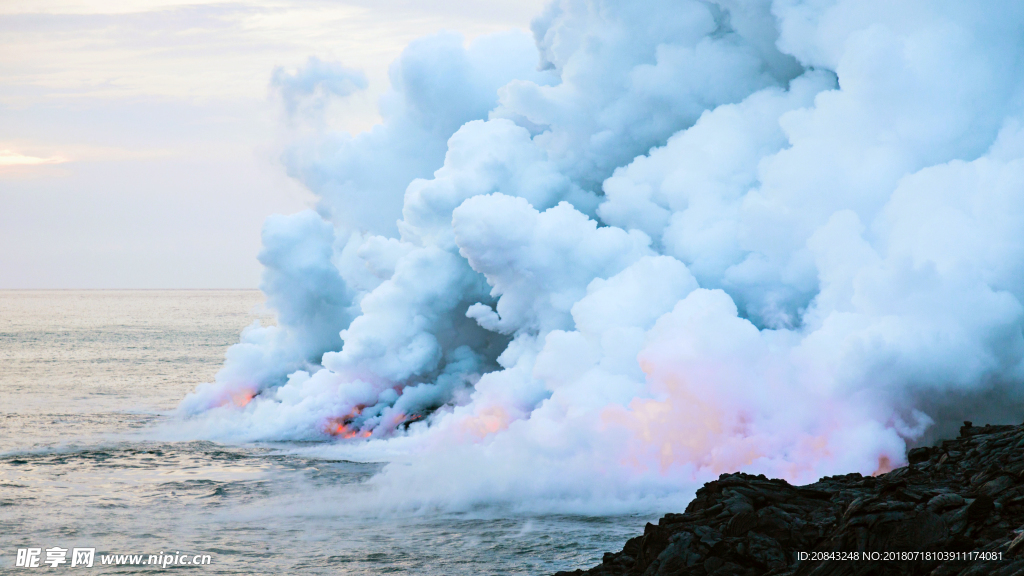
[0,290,646,574]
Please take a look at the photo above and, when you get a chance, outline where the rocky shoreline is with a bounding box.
[556,422,1024,576]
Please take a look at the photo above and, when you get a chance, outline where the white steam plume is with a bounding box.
[271,56,368,119]
[178,0,1024,513]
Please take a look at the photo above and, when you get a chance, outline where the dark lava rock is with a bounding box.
[556,422,1024,576]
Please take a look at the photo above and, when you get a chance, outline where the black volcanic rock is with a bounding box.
[557,422,1024,576]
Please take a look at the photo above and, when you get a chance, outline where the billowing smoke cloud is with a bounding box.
[178,0,1024,512]
[271,56,368,118]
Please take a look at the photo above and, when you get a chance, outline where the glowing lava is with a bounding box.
[458,406,511,440]
[324,406,371,439]
[217,388,256,408]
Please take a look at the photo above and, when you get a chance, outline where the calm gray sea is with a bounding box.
[0,290,643,574]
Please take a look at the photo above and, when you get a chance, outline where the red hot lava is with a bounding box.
[324,406,371,439]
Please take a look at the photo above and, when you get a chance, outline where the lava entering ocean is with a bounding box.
[178,0,1024,512]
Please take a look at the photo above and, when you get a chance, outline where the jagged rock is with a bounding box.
[555,422,1024,576]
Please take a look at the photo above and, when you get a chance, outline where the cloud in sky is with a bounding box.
[0,150,66,166]
[0,0,546,288]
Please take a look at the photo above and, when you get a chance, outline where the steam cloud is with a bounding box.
[179,0,1024,512]
[271,56,369,118]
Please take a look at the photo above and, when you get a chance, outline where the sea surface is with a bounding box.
[0,290,646,574]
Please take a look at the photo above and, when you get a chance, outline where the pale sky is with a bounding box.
[0,0,546,288]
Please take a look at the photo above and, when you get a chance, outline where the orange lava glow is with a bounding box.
[325,418,372,439]
[324,406,371,439]
[872,455,895,476]
[459,406,511,439]
[231,391,255,407]
[387,412,424,429]
[603,361,847,484]
[217,388,256,408]
[603,391,763,475]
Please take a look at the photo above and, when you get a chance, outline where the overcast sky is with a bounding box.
[0,0,546,288]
